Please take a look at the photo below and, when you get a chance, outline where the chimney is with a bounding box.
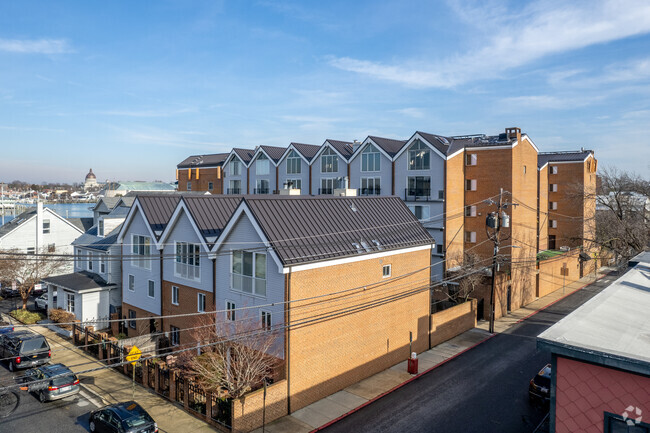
[36,201,43,251]
[505,127,521,142]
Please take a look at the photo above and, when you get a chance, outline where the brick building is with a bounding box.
[176,153,229,193]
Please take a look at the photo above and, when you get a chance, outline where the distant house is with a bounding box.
[100,181,176,198]
[0,202,92,274]
[176,153,229,193]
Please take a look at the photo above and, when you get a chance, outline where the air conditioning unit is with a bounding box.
[559,246,570,252]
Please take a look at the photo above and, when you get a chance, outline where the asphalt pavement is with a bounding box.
[321,272,619,433]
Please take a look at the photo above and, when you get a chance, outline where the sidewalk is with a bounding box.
[255,267,612,433]
[3,317,217,433]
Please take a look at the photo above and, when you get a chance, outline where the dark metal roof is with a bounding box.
[326,140,355,160]
[92,197,121,212]
[233,148,256,164]
[367,136,408,157]
[0,209,37,238]
[42,271,115,292]
[72,224,122,251]
[177,153,229,169]
[538,150,593,167]
[290,142,320,161]
[416,132,452,155]
[67,218,94,232]
[136,195,183,237]
[259,145,287,164]
[182,196,244,244]
[243,196,434,266]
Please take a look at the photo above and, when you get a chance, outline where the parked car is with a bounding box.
[31,285,45,297]
[529,363,551,403]
[34,294,49,310]
[0,329,51,371]
[0,284,20,298]
[89,401,158,433]
[21,363,80,402]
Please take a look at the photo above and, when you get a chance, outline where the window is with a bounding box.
[208,182,214,190]
[232,251,266,296]
[98,220,104,236]
[360,177,380,195]
[43,219,50,234]
[66,293,75,314]
[466,179,477,191]
[148,280,155,298]
[438,190,444,200]
[550,166,558,174]
[197,293,206,312]
[321,178,335,195]
[128,310,136,329]
[465,206,477,217]
[436,244,443,255]
[128,274,135,292]
[550,201,558,210]
[407,176,431,197]
[286,150,302,174]
[321,148,339,173]
[465,231,477,243]
[408,140,430,170]
[175,242,201,281]
[171,286,179,305]
[285,179,302,190]
[100,256,106,273]
[255,179,270,194]
[550,220,558,228]
[226,301,236,321]
[548,235,556,250]
[604,412,650,433]
[230,159,241,176]
[48,243,56,253]
[228,179,241,194]
[466,153,477,166]
[88,252,93,271]
[26,247,35,255]
[256,153,270,175]
[408,205,430,221]
[523,165,527,174]
[361,144,381,172]
[382,264,391,277]
[170,326,180,346]
[550,184,558,192]
[261,310,272,331]
[131,234,152,269]
[187,181,192,191]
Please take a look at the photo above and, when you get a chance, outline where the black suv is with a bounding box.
[89,401,158,433]
[0,330,51,372]
[529,363,551,403]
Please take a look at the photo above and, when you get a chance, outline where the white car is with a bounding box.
[34,294,49,310]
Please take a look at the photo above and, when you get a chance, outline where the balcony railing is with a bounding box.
[226,188,241,194]
[318,188,333,195]
[253,188,270,195]
[358,187,381,196]
[404,188,431,201]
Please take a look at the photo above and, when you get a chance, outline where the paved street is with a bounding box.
[322,272,620,433]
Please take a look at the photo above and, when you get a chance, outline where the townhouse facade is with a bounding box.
[176,153,229,193]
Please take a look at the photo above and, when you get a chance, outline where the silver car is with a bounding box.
[34,293,49,310]
[22,363,80,402]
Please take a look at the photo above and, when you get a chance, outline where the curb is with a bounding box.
[309,332,495,433]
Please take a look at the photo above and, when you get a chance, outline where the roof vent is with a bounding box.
[360,240,372,252]
[350,203,358,212]
[372,239,384,250]
[352,242,363,253]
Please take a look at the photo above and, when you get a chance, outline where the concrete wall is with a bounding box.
[231,380,288,433]
[554,356,650,433]
[287,248,431,412]
[429,299,477,347]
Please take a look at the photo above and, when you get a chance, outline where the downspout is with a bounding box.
[308,164,312,195]
[285,270,291,413]
[391,161,395,195]
[275,165,279,194]
[212,258,216,310]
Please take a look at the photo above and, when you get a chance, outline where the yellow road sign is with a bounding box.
[126,345,141,365]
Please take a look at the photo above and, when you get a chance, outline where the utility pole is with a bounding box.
[485,188,516,334]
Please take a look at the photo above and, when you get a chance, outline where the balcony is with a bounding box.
[253,188,270,195]
[226,188,241,194]
[357,187,381,196]
[403,188,444,202]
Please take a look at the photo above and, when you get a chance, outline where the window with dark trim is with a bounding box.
[128,310,136,329]
[604,411,650,433]
[170,326,180,346]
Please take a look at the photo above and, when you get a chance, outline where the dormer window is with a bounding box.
[98,220,104,237]
[408,140,430,170]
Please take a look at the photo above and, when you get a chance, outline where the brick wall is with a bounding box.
[445,153,465,269]
[177,167,223,193]
[430,298,477,347]
[536,250,585,297]
[547,162,586,249]
[538,165,549,251]
[555,356,650,433]
[121,302,158,337]
[287,249,431,411]
[161,280,215,347]
[231,380,288,433]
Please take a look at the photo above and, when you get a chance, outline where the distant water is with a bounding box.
[0,203,94,227]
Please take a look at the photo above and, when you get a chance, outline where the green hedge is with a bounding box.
[10,309,45,325]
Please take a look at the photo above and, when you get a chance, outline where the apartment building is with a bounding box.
[311,139,355,194]
[176,153,229,193]
[248,145,287,194]
[538,150,597,251]
[223,148,255,195]
[276,142,321,194]
[118,194,435,412]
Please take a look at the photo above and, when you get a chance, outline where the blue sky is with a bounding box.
[1,0,649,183]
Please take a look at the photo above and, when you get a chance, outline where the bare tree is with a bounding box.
[436,252,487,305]
[182,311,281,399]
[0,248,66,310]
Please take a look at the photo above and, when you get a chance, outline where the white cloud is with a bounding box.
[329,0,650,88]
[98,107,197,117]
[501,94,602,109]
[394,107,426,118]
[0,38,72,54]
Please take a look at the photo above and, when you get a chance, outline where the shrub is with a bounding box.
[49,308,76,330]
[116,332,127,340]
[10,309,45,325]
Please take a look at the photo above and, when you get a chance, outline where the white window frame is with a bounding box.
[361,144,381,172]
[550,166,558,174]
[550,201,558,210]
[408,140,430,170]
[170,326,180,346]
[466,179,477,191]
[321,178,335,195]
[43,219,50,234]
[550,220,558,228]
[174,242,201,281]
[131,234,152,269]
[148,280,155,298]
[285,178,302,190]
[231,251,267,297]
[465,231,477,243]
[286,150,302,174]
[228,179,241,194]
[466,153,477,166]
[230,159,241,176]
[128,274,135,292]
[261,310,272,331]
[321,148,339,173]
[465,205,477,217]
[226,300,236,321]
[198,293,206,312]
[382,264,391,278]
[255,179,270,194]
[360,177,381,195]
[100,255,106,274]
[26,247,35,255]
[66,293,75,314]
[171,286,179,305]
[256,153,270,175]
[550,184,558,192]
[88,252,93,271]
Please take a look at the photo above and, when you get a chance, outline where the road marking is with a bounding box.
[79,390,102,408]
